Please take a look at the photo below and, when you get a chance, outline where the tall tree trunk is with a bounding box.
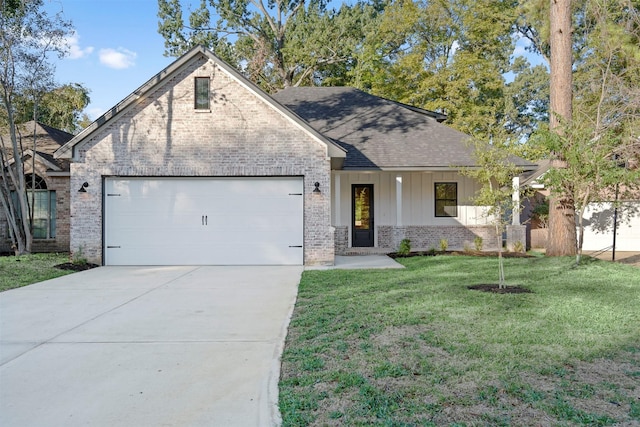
[547,0,577,256]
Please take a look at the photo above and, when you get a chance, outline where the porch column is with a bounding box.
[396,175,402,226]
[334,174,341,225]
[507,175,527,251]
[512,176,520,225]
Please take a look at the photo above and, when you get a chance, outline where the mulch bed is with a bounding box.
[468,284,532,294]
[388,251,533,259]
[54,262,99,272]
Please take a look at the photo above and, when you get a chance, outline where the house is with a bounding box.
[521,160,640,252]
[0,121,72,253]
[54,46,534,266]
[272,87,535,254]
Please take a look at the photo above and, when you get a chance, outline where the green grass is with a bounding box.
[279,255,640,426]
[0,253,75,292]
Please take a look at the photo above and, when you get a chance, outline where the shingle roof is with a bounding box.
[2,121,73,172]
[273,87,535,170]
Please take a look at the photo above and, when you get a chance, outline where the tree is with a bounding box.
[13,83,91,134]
[0,0,72,255]
[157,0,381,91]
[545,0,577,257]
[353,0,552,143]
[461,138,525,288]
[531,0,640,262]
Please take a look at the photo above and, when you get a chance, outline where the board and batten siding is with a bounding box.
[332,171,492,227]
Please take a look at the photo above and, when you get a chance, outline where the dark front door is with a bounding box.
[352,184,374,247]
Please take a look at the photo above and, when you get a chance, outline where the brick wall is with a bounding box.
[70,54,333,265]
[334,226,348,255]
[378,225,500,251]
[0,163,70,253]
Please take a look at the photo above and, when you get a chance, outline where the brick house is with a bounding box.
[55,46,534,266]
[1,122,72,253]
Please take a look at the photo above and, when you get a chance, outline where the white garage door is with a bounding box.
[581,202,640,252]
[104,177,304,265]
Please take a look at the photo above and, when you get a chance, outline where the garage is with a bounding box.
[104,177,304,265]
[581,202,640,252]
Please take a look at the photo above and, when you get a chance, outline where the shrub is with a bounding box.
[474,236,483,251]
[513,240,525,253]
[398,239,411,255]
[439,239,448,252]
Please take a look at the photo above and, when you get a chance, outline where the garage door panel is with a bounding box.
[105,178,304,265]
[582,202,640,252]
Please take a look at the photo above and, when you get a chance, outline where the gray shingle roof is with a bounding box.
[273,87,535,170]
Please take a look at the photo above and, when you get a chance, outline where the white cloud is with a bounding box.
[66,32,94,59]
[99,47,136,69]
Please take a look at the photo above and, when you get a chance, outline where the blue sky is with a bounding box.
[51,0,173,119]
[49,0,544,121]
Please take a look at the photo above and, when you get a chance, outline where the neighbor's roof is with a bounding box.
[273,87,536,171]
[54,46,345,161]
[2,121,72,172]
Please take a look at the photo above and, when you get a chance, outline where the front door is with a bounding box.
[352,184,374,247]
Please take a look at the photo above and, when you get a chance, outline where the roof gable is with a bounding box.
[54,46,345,161]
[1,122,72,172]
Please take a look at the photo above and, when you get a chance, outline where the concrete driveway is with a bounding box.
[0,266,301,427]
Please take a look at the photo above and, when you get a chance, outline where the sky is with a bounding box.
[49,0,173,120]
[48,0,544,121]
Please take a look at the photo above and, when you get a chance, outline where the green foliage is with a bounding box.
[12,83,91,133]
[460,138,525,286]
[72,246,88,265]
[357,0,547,141]
[439,238,448,252]
[157,0,381,90]
[397,238,411,255]
[531,197,549,228]
[512,240,525,253]
[473,236,483,251]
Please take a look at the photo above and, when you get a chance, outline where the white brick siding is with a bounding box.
[69,54,333,265]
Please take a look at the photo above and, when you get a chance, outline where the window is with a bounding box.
[194,77,210,110]
[435,182,457,217]
[11,174,56,239]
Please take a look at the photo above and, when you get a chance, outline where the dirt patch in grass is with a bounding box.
[468,284,533,294]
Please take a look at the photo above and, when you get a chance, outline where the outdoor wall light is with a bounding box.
[313,182,321,193]
[78,182,89,193]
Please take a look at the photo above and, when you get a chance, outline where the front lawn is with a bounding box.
[279,255,640,426]
[0,253,75,292]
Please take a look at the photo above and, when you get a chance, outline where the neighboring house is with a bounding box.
[521,161,640,252]
[0,121,72,253]
[54,46,534,266]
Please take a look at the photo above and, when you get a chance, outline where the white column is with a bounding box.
[512,176,520,225]
[396,175,403,226]
[334,174,341,225]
